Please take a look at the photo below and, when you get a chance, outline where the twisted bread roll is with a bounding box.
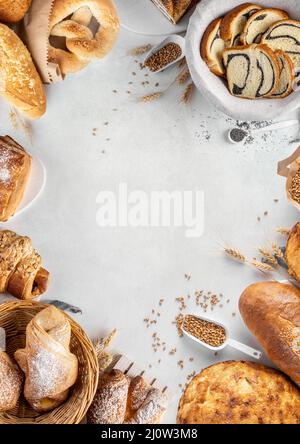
[0,0,32,23]
[14,306,78,412]
[0,230,49,300]
[49,0,119,75]
[0,350,23,412]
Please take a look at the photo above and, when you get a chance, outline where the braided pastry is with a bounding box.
[49,0,119,75]
[0,230,49,300]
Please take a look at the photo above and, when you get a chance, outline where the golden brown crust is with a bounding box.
[177,361,300,424]
[0,0,32,23]
[152,0,193,23]
[14,306,78,412]
[0,137,32,222]
[0,230,50,300]
[286,223,300,283]
[200,17,226,77]
[0,350,23,412]
[240,8,289,45]
[0,24,46,119]
[220,3,262,46]
[49,0,120,75]
[239,281,300,387]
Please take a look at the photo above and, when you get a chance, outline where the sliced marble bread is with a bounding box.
[220,3,262,47]
[201,18,226,77]
[223,44,280,99]
[262,19,300,68]
[241,8,289,45]
[270,50,294,98]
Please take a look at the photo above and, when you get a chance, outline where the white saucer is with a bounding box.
[114,0,192,36]
[15,156,46,217]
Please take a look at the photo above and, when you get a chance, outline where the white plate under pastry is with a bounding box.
[14,156,46,218]
[186,0,300,121]
[114,0,192,36]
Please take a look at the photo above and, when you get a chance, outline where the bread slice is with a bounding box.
[262,19,300,68]
[223,44,280,99]
[270,50,294,98]
[201,18,226,77]
[220,3,262,47]
[241,8,289,45]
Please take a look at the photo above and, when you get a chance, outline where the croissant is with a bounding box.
[0,230,49,300]
[0,350,23,412]
[48,0,120,75]
[14,306,78,412]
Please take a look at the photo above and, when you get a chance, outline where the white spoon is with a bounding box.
[182,314,262,360]
[228,119,299,144]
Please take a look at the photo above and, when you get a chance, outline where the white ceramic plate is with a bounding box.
[14,156,46,218]
[114,0,192,36]
[186,0,300,121]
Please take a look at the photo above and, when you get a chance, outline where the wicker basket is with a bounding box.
[0,301,99,424]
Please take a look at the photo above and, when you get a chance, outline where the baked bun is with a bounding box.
[220,3,262,46]
[271,50,294,98]
[151,0,193,24]
[177,361,300,424]
[262,19,300,68]
[0,24,46,119]
[223,44,279,99]
[0,136,32,222]
[49,0,120,76]
[286,222,300,283]
[239,281,300,387]
[0,0,32,23]
[241,8,289,45]
[201,18,226,77]
[0,350,23,412]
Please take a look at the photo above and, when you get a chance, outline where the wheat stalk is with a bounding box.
[251,260,274,273]
[258,247,278,267]
[276,227,290,236]
[177,69,191,85]
[9,108,18,130]
[178,58,187,69]
[140,92,163,103]
[181,83,194,104]
[129,44,152,56]
[223,247,246,263]
[93,329,117,357]
[271,242,285,260]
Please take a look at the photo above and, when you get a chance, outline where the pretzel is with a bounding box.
[48,0,119,75]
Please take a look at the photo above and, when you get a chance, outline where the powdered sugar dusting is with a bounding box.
[0,147,13,186]
[0,352,23,410]
[127,388,168,424]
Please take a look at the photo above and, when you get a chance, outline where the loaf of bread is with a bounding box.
[0,24,46,119]
[177,361,300,424]
[200,18,226,77]
[220,3,262,46]
[223,44,279,99]
[151,0,194,24]
[262,19,300,68]
[0,0,32,23]
[239,281,300,387]
[286,222,300,283]
[241,8,289,45]
[0,350,23,412]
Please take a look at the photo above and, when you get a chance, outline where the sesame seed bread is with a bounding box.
[271,50,294,98]
[262,19,300,68]
[223,44,280,99]
[241,8,289,45]
[220,3,262,47]
[239,281,300,387]
[200,17,226,77]
[0,0,32,23]
[177,361,300,424]
[0,24,46,119]
[151,0,193,24]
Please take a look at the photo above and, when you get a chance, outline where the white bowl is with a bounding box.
[186,0,300,121]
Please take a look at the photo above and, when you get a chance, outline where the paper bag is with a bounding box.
[278,146,300,211]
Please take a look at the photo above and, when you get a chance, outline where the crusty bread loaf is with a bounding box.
[151,0,193,24]
[0,24,46,119]
[271,50,294,98]
[177,361,300,424]
[239,281,300,387]
[262,19,300,68]
[220,3,262,46]
[200,17,226,77]
[0,350,23,412]
[223,44,279,99]
[0,0,32,23]
[241,8,289,45]
[286,222,300,283]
